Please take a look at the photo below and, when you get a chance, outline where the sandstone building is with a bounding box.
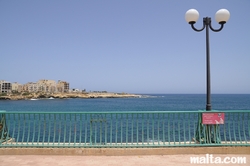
[0,80,70,94]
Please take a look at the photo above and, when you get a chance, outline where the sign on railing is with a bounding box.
[202,113,225,124]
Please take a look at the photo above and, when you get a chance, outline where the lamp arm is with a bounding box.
[209,22,225,32]
[190,22,206,32]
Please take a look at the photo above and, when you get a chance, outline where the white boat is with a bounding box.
[30,98,38,100]
[48,97,54,99]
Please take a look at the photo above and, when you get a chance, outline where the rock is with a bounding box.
[0,92,140,100]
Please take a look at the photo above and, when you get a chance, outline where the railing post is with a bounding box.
[0,111,7,143]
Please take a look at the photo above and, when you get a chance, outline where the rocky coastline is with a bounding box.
[0,92,141,100]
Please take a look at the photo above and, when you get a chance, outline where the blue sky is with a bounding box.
[0,0,249,94]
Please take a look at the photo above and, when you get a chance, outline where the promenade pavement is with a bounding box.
[0,154,249,166]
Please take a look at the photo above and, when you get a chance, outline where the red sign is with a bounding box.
[202,113,225,124]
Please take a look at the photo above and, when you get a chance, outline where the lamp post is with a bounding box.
[185,9,230,111]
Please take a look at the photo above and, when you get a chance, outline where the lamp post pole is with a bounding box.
[185,9,230,111]
[205,17,211,111]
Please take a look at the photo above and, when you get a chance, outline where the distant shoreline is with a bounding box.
[0,92,141,100]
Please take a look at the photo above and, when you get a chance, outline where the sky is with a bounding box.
[0,0,249,94]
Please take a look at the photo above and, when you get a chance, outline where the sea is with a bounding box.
[0,94,250,112]
[0,94,249,143]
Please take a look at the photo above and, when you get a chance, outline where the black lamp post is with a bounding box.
[185,9,230,111]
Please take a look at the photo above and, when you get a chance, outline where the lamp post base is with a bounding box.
[195,111,221,144]
[206,105,212,111]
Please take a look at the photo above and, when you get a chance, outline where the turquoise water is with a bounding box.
[0,94,250,112]
[1,94,249,143]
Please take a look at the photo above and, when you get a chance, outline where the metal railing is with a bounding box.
[0,110,249,148]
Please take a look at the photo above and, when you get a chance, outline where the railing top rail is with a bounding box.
[2,110,250,114]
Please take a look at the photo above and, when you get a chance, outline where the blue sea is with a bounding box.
[1,94,250,112]
[0,94,249,144]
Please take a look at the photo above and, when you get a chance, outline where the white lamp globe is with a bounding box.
[215,9,230,23]
[185,9,199,23]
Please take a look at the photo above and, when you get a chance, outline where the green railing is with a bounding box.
[0,110,249,148]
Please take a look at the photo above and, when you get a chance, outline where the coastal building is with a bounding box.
[57,80,69,93]
[11,82,23,92]
[71,88,80,92]
[0,80,12,93]
[23,82,39,92]
[37,79,57,93]
[1,79,70,94]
